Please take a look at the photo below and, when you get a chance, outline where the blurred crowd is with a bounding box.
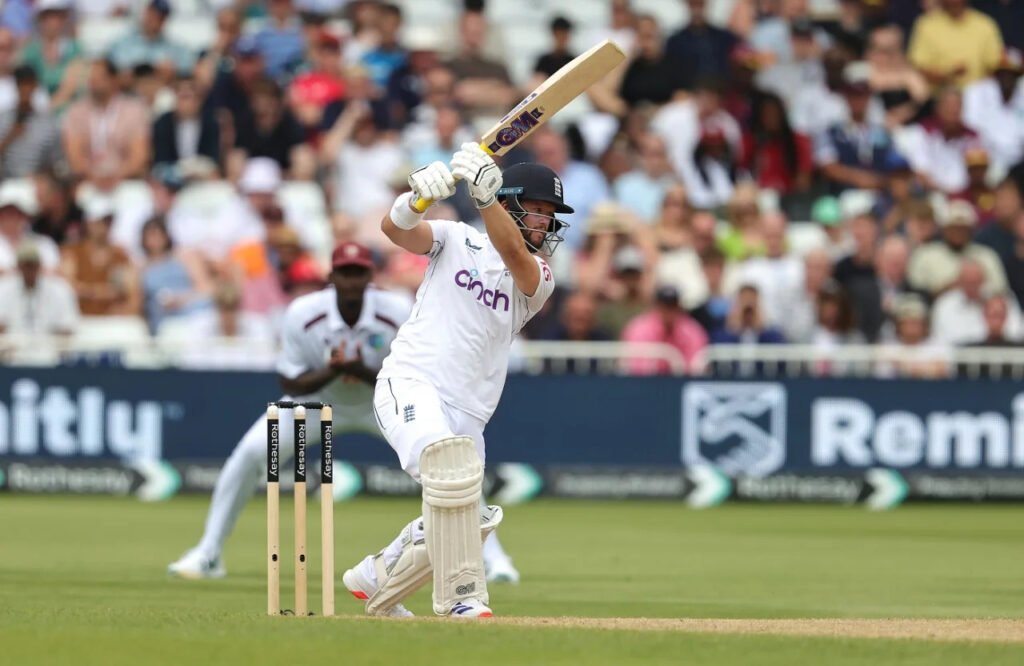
[0,0,1022,377]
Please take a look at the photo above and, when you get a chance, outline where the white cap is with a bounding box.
[403,26,446,53]
[84,197,115,222]
[239,157,282,194]
[0,179,38,216]
[36,0,72,13]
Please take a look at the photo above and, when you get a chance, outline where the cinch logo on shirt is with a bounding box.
[454,269,510,312]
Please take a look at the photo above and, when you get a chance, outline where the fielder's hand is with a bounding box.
[407,161,456,203]
[451,142,502,208]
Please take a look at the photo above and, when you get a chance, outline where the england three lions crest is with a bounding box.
[681,382,787,477]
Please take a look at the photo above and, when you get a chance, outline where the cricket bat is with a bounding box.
[412,39,626,212]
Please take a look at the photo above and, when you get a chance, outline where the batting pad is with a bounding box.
[420,437,487,615]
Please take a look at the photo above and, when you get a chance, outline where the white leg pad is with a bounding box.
[365,505,503,616]
[420,436,486,616]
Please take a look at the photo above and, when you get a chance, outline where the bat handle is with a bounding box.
[412,196,432,213]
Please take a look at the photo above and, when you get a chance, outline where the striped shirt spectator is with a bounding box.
[0,66,62,178]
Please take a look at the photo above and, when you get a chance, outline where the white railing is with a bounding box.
[514,341,691,375]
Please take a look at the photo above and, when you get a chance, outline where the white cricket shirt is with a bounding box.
[379,220,555,421]
[277,285,412,416]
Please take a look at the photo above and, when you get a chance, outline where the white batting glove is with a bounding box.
[451,142,502,208]
[407,161,456,202]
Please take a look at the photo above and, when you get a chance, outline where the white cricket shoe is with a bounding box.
[167,548,226,580]
[449,598,493,618]
[343,566,415,618]
[485,557,520,585]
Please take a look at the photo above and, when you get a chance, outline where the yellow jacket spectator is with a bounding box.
[908,0,1003,88]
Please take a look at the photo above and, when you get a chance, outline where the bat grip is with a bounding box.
[412,196,432,213]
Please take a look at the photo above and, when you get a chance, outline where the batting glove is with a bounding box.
[451,142,502,208]
[408,161,457,202]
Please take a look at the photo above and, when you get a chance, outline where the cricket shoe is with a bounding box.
[167,547,226,580]
[485,557,520,585]
[449,598,493,618]
[343,566,414,618]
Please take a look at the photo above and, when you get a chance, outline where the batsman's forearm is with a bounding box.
[279,367,340,396]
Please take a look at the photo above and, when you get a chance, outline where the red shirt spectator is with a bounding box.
[740,91,813,194]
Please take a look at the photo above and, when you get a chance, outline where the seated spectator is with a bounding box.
[595,245,654,338]
[617,14,691,111]
[109,0,193,81]
[255,0,305,81]
[666,0,738,82]
[0,241,78,335]
[0,65,61,178]
[853,234,915,342]
[533,16,576,80]
[902,86,983,194]
[658,209,724,309]
[721,43,761,129]
[810,195,850,258]
[540,291,612,374]
[951,148,997,223]
[32,171,81,245]
[404,104,474,174]
[139,217,213,333]
[650,184,691,252]
[0,27,47,114]
[876,295,951,378]
[622,285,708,375]
[360,3,406,90]
[734,212,803,328]
[575,204,653,298]
[962,48,1024,174]
[171,280,276,370]
[975,177,1024,283]
[63,59,151,187]
[322,100,403,220]
[780,248,834,343]
[446,10,517,120]
[153,76,220,166]
[61,199,139,316]
[208,36,266,144]
[833,211,879,290]
[908,0,1002,89]
[865,24,929,128]
[289,28,347,143]
[932,259,1023,345]
[741,91,812,198]
[718,182,765,260]
[682,125,741,211]
[19,0,82,110]
[874,153,924,235]
[385,27,444,128]
[810,282,865,354]
[194,6,243,93]
[232,78,307,175]
[130,63,175,118]
[756,18,826,108]
[904,198,940,249]
[710,284,787,344]
[0,179,58,270]
[956,293,1020,378]
[908,199,1007,296]
[689,247,733,335]
[816,62,900,194]
[791,47,854,137]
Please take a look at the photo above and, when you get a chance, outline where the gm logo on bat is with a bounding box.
[487,106,545,152]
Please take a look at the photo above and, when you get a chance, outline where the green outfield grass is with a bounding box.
[1,496,1022,665]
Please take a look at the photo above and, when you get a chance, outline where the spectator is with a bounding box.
[952,147,997,222]
[404,104,473,171]
[209,36,266,150]
[614,134,677,223]
[975,178,1023,287]
[718,182,765,260]
[683,124,741,211]
[530,128,610,251]
[0,178,58,270]
[757,18,826,107]
[172,279,277,369]
[60,198,139,316]
[596,245,654,338]
[540,291,612,374]
[446,10,516,119]
[534,16,576,79]
[289,28,346,141]
[31,171,81,245]
[721,43,762,128]
[0,27,47,114]
[853,234,914,342]
[874,153,923,235]
[735,211,803,327]
[932,258,1023,344]
[791,46,857,139]
[153,76,220,166]
[833,211,879,289]
[710,283,787,343]
[908,199,1008,296]
[908,0,1002,89]
[255,0,305,80]
[865,24,929,128]
[19,0,82,110]
[195,7,244,93]
[618,15,691,110]
[876,295,951,378]
[622,284,707,375]
[741,91,813,199]
[321,100,402,220]
[820,0,869,56]
[665,0,738,82]
[361,3,406,90]
[810,282,865,351]
[816,62,900,194]
[902,86,982,194]
[130,63,175,118]
[599,0,638,55]
[962,48,1024,174]
[967,293,1020,346]
[386,27,444,128]
[659,208,725,309]
[780,248,834,343]
[63,59,151,187]
[749,1,830,66]
[904,198,941,249]
[975,0,1024,51]
[0,66,61,178]
[232,78,307,175]
[109,0,193,81]
[111,163,186,259]
[689,247,733,335]
[0,241,78,335]
[139,217,213,333]
[651,184,690,251]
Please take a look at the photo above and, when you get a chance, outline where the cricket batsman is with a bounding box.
[167,240,522,601]
[342,143,570,618]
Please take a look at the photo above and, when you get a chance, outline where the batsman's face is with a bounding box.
[519,200,557,249]
[331,265,372,302]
